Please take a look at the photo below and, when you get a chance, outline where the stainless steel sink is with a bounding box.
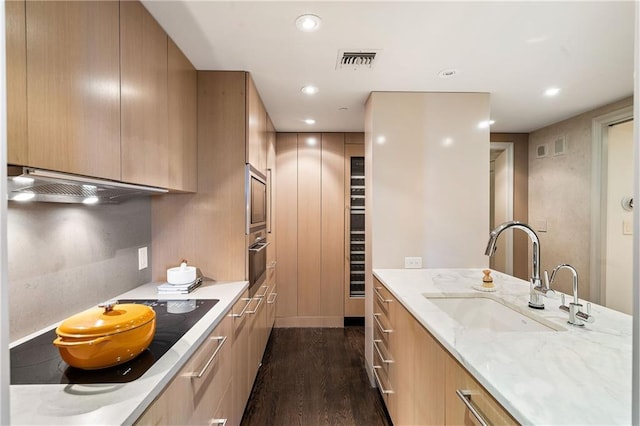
[423,293,565,332]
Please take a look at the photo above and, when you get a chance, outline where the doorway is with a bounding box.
[591,107,634,310]
[489,142,514,275]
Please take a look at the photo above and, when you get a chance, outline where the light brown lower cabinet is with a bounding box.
[135,312,233,425]
[374,278,518,426]
[136,287,275,426]
[231,291,251,426]
[247,285,268,387]
[413,319,446,425]
[445,354,518,426]
[266,282,277,331]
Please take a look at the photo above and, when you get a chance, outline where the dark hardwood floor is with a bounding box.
[241,327,392,426]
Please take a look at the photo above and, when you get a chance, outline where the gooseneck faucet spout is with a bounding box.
[549,263,595,327]
[485,221,549,309]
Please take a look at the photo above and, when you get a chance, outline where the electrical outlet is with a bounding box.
[138,247,148,270]
[534,219,547,232]
[404,257,422,269]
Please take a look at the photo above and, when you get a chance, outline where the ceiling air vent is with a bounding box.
[336,50,379,70]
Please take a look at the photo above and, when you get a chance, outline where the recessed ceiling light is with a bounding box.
[295,14,321,32]
[544,87,561,97]
[301,85,319,95]
[478,120,495,129]
[304,118,316,125]
[438,68,459,78]
[376,135,386,145]
[526,36,548,44]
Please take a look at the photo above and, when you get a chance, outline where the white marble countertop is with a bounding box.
[374,268,632,425]
[9,279,248,426]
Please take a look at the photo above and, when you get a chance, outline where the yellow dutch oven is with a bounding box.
[53,300,156,370]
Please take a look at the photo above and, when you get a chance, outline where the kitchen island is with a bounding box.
[374,268,632,425]
[9,280,247,425]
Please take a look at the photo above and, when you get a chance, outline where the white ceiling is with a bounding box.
[142,1,635,133]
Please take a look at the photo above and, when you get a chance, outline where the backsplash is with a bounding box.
[8,198,152,341]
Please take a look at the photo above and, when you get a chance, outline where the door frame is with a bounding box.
[490,142,514,275]
[590,105,633,305]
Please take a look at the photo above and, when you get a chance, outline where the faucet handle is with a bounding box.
[544,270,551,288]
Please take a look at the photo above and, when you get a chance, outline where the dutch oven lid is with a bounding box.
[55,300,156,339]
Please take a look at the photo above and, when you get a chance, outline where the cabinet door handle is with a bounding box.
[372,366,394,394]
[208,419,227,426]
[255,285,269,298]
[373,313,393,334]
[374,286,392,304]
[231,297,252,318]
[267,292,278,304]
[246,296,264,314]
[190,336,227,379]
[456,390,489,426]
[373,339,394,364]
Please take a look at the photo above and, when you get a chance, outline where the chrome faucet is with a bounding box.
[547,264,595,327]
[485,221,553,309]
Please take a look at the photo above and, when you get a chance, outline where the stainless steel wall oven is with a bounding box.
[248,232,269,297]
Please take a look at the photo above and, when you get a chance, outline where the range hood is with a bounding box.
[8,166,168,204]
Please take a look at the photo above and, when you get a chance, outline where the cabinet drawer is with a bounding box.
[208,377,232,426]
[372,335,394,376]
[231,290,251,331]
[445,354,518,426]
[135,313,232,426]
[187,314,232,402]
[372,347,394,402]
[373,279,394,315]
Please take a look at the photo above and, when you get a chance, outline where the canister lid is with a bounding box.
[55,303,156,339]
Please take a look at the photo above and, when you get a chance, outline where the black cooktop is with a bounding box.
[10,299,218,385]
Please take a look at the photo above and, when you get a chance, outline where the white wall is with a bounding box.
[528,96,633,299]
[8,199,152,341]
[364,91,490,386]
[367,92,490,269]
[605,120,634,314]
[0,0,10,422]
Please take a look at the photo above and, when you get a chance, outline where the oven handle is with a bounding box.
[248,242,270,252]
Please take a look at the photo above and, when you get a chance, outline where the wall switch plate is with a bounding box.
[405,257,422,269]
[623,220,633,235]
[138,247,148,270]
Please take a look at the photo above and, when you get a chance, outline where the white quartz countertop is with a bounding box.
[9,279,248,426]
[374,268,632,425]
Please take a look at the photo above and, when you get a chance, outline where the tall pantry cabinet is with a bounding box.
[276,133,364,327]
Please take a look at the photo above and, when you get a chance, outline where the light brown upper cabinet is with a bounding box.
[22,1,121,180]
[120,1,169,188]
[152,71,273,282]
[6,0,196,191]
[6,0,27,166]
[167,38,197,192]
[246,76,268,174]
